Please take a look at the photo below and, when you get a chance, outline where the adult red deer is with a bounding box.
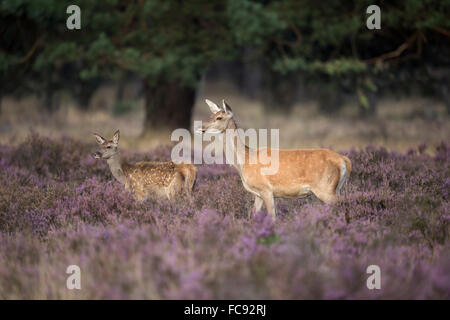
[196,99,351,221]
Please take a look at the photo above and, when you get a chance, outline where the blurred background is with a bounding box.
[0,0,449,151]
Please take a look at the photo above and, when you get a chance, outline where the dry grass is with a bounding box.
[0,81,448,152]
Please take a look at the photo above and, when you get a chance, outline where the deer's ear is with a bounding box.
[222,99,233,116]
[113,130,120,144]
[205,99,221,114]
[93,133,106,144]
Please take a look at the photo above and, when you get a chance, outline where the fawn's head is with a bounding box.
[92,130,120,160]
[196,99,233,135]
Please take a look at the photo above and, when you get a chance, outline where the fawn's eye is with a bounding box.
[216,117,223,121]
[106,146,112,149]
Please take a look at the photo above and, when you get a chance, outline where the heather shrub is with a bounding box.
[0,133,448,299]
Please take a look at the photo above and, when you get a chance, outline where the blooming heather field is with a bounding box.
[0,134,449,299]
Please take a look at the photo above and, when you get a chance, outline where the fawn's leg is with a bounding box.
[165,188,172,201]
[166,172,184,200]
[134,189,146,201]
[185,167,197,193]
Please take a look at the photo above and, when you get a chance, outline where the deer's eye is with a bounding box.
[216,117,223,121]
[106,146,112,149]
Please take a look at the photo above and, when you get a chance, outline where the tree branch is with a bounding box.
[15,37,41,64]
[289,24,302,45]
[363,33,418,64]
[432,26,450,38]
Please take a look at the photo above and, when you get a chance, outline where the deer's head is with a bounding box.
[92,130,120,160]
[196,99,233,135]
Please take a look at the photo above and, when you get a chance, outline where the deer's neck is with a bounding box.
[223,119,249,174]
[106,153,126,184]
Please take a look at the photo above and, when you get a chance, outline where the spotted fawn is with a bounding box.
[92,130,197,200]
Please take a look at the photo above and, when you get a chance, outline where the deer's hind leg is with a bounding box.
[165,172,184,201]
[310,189,337,204]
[311,166,340,204]
[134,188,147,202]
[176,164,197,194]
[183,167,197,194]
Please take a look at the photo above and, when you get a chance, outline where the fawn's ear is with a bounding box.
[205,99,221,114]
[93,133,106,144]
[222,99,233,116]
[113,130,120,144]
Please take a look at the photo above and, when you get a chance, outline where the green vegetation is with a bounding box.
[1,0,449,129]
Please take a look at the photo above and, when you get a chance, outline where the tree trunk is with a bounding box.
[143,81,196,134]
[75,80,99,111]
[43,87,60,113]
[317,81,344,114]
[262,66,297,112]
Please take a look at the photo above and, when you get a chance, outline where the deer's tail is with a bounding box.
[336,156,352,195]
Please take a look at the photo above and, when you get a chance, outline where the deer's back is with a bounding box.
[243,148,350,190]
[123,161,179,187]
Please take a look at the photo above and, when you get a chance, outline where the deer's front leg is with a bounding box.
[249,195,264,218]
[260,191,276,222]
